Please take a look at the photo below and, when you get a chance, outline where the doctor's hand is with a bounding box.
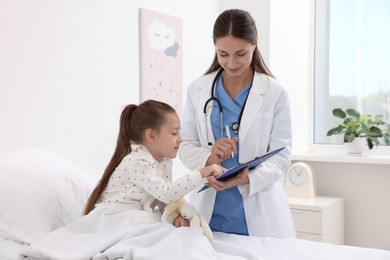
[205,166,249,191]
[206,137,238,165]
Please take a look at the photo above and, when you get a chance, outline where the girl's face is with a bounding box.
[215,35,257,77]
[148,112,182,162]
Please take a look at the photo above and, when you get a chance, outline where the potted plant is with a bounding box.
[326,108,390,151]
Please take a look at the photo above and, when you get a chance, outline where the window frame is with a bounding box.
[309,0,390,157]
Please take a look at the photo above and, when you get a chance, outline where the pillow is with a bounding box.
[0,147,97,244]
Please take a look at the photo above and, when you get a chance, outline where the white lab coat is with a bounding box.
[179,70,296,238]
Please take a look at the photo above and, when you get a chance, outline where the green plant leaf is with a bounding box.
[367,136,380,149]
[384,135,390,145]
[374,114,384,122]
[346,108,360,118]
[344,133,355,143]
[344,119,360,136]
[332,108,346,119]
[327,125,344,136]
[367,138,374,150]
[360,114,371,123]
[367,126,383,137]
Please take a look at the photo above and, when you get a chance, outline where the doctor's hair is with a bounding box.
[205,9,274,78]
[83,99,176,215]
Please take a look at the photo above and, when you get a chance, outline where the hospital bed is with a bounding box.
[1,148,389,259]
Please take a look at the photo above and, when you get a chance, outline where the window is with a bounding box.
[314,0,390,145]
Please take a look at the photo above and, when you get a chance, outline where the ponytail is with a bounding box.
[83,105,137,215]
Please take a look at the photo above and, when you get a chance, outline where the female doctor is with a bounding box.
[178,9,296,238]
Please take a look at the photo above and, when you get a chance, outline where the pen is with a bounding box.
[225,125,235,158]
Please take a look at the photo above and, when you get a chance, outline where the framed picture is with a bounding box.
[139,8,183,114]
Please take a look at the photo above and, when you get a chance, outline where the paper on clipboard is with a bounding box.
[198,147,285,193]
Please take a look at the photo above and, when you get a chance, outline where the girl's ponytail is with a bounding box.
[83,104,137,215]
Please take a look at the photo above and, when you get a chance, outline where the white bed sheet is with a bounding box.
[213,232,390,260]
[4,231,390,260]
[0,235,28,260]
[16,203,390,260]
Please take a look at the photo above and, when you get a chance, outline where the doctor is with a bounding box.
[179,9,296,238]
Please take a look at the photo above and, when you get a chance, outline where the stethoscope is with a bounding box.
[203,69,253,145]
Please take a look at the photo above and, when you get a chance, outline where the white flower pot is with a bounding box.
[345,138,364,154]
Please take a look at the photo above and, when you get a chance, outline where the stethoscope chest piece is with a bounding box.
[231,122,239,134]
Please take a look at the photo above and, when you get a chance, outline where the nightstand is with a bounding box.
[288,196,344,244]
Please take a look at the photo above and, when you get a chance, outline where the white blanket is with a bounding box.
[213,233,390,260]
[20,203,259,260]
[20,203,390,260]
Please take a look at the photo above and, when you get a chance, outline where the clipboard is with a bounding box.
[198,147,285,193]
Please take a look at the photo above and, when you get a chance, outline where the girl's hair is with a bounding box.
[83,100,176,215]
[205,9,274,78]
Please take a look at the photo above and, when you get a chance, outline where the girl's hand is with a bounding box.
[206,166,249,191]
[174,214,189,227]
[206,137,238,165]
[199,164,226,178]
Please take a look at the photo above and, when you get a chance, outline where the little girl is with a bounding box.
[21,100,225,259]
[83,99,224,223]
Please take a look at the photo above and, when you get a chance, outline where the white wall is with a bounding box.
[269,0,313,153]
[303,160,390,250]
[0,0,220,178]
